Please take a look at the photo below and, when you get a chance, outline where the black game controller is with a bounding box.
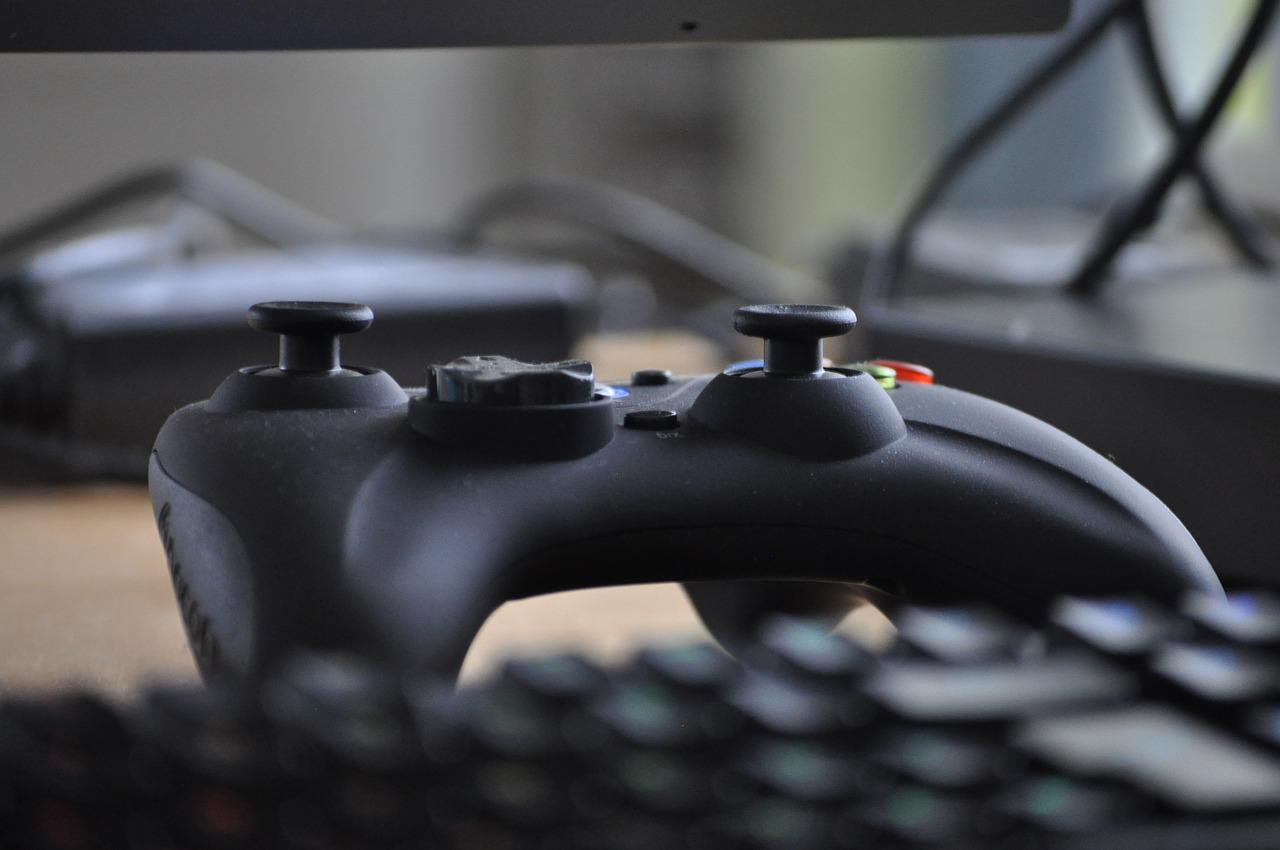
[149,301,1221,679]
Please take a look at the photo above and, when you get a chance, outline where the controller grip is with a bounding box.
[149,453,256,679]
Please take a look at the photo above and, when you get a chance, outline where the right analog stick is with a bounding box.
[247,301,374,374]
[733,304,856,376]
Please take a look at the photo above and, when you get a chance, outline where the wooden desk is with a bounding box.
[0,485,193,696]
[0,484,727,695]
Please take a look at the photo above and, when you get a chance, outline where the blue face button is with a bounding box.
[1100,600,1142,623]
[1228,593,1260,615]
[727,359,765,372]
[595,385,631,399]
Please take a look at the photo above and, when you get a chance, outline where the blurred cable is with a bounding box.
[1126,1,1275,269]
[867,0,1279,305]
[0,159,344,268]
[1073,0,1279,293]
[452,179,826,307]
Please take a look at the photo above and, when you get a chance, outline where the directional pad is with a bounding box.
[430,356,596,406]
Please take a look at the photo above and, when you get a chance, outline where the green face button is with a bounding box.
[847,362,898,389]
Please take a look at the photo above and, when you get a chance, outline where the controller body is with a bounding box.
[150,303,1220,679]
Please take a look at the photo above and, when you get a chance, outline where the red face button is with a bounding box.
[871,359,934,385]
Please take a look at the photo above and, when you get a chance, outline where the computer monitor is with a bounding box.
[1,1,1070,51]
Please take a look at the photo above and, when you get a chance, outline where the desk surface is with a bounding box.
[0,485,726,696]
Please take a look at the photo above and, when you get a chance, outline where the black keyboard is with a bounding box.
[4,591,1280,849]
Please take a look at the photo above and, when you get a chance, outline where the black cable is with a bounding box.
[452,179,825,307]
[0,159,344,266]
[867,0,1279,305]
[1124,1,1276,269]
[0,160,349,482]
[1071,0,1280,293]
[863,0,1133,307]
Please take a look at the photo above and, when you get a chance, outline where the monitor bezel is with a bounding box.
[1,0,1071,52]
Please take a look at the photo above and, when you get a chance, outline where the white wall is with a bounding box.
[0,51,525,232]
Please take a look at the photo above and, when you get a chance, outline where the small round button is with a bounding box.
[849,362,898,389]
[624,409,679,430]
[871,359,934,385]
[632,369,673,387]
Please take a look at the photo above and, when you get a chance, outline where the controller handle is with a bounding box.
[685,306,881,650]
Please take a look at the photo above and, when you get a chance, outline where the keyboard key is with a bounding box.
[467,689,569,758]
[267,654,417,771]
[1246,704,1280,751]
[728,674,869,737]
[1051,597,1187,657]
[749,618,872,687]
[502,654,606,703]
[846,785,976,845]
[143,686,278,785]
[3,694,135,798]
[475,759,567,826]
[996,775,1143,833]
[1042,816,1280,850]
[616,749,709,812]
[894,606,1029,663]
[866,654,1135,723]
[596,681,703,748]
[872,729,1017,789]
[740,739,860,802]
[1184,592,1280,646]
[638,643,738,694]
[712,797,835,849]
[1151,644,1280,704]
[1016,705,1280,812]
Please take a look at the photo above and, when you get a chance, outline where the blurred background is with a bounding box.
[0,0,1272,277]
[1,0,1279,691]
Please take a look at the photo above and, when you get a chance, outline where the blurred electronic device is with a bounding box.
[834,0,1280,585]
[7,589,1280,849]
[0,1,1070,51]
[0,163,595,482]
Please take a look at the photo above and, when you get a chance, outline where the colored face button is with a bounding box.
[595,385,631,400]
[847,362,898,389]
[871,359,934,385]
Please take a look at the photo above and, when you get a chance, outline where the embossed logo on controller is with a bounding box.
[157,502,220,675]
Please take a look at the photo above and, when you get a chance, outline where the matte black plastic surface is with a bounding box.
[733,304,857,340]
[832,244,1280,583]
[431,356,596,406]
[0,1,1071,52]
[207,366,408,413]
[149,304,1220,681]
